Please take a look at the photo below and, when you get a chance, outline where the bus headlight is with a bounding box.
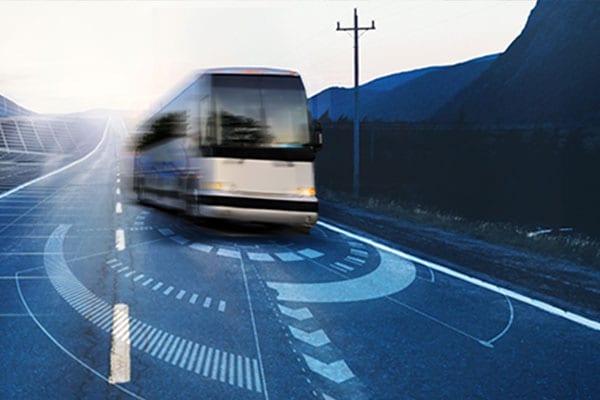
[200,182,224,191]
[296,187,316,197]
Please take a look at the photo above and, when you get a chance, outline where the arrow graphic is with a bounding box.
[302,354,355,384]
[289,326,331,347]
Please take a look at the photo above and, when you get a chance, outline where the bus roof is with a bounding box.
[203,67,300,77]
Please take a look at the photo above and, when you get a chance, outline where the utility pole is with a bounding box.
[337,8,375,197]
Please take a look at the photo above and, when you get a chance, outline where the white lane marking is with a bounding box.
[133,274,145,282]
[0,116,109,201]
[115,202,122,214]
[203,297,212,308]
[247,252,274,262]
[238,257,269,398]
[142,278,154,286]
[253,358,263,393]
[318,220,600,331]
[217,248,241,259]
[275,252,303,262]
[245,357,252,390]
[110,263,122,269]
[115,229,125,251]
[289,326,331,347]
[163,286,174,296]
[117,266,129,273]
[109,304,131,384]
[44,225,261,391]
[350,249,368,258]
[116,188,121,195]
[124,270,135,278]
[333,262,354,272]
[302,354,354,384]
[277,304,313,321]
[139,327,158,350]
[189,293,198,304]
[345,256,365,265]
[268,249,415,303]
[323,394,337,400]
[176,290,186,300]
[229,353,235,385]
[158,228,174,236]
[297,248,324,259]
[187,343,199,371]
[117,178,121,183]
[484,296,515,346]
[134,221,144,226]
[179,341,193,368]
[237,355,244,388]
[152,282,163,291]
[190,243,213,253]
[157,334,174,360]
[211,349,220,379]
[348,241,366,248]
[149,331,168,356]
[170,235,189,245]
[203,347,214,376]
[171,339,187,365]
[219,351,227,382]
[164,337,181,363]
[106,258,119,264]
[195,345,207,374]
[218,300,226,312]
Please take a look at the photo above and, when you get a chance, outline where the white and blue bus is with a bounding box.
[133,67,322,232]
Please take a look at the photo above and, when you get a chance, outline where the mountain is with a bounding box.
[0,94,32,117]
[309,54,497,122]
[434,0,600,125]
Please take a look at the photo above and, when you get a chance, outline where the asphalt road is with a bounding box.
[0,117,598,399]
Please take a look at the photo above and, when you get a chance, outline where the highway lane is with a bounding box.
[1,116,598,399]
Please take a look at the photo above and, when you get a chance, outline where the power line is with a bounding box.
[336,8,375,198]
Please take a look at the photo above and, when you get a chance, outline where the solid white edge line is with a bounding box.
[317,220,600,331]
[109,303,131,384]
[0,116,111,200]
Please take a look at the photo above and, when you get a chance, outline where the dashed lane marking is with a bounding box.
[42,225,265,393]
[115,202,122,214]
[190,243,213,253]
[218,300,226,312]
[217,248,241,259]
[158,228,174,236]
[115,229,125,251]
[297,248,324,259]
[170,235,189,245]
[247,252,274,262]
[275,252,303,262]
[108,304,130,384]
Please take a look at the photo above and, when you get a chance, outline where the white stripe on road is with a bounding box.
[203,297,212,308]
[115,202,122,214]
[189,293,198,304]
[318,220,600,331]
[275,252,303,262]
[297,248,324,259]
[116,188,121,195]
[190,243,213,253]
[217,248,241,259]
[218,300,226,312]
[108,304,130,384]
[115,229,125,251]
[247,252,274,262]
[176,289,186,300]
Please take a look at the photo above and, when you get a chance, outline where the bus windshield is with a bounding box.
[211,74,310,147]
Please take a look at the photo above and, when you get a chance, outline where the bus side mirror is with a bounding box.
[313,121,323,151]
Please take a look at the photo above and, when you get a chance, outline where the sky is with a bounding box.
[0,0,536,114]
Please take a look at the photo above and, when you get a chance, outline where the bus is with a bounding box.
[133,67,322,232]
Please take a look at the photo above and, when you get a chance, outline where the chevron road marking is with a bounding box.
[289,326,330,347]
[277,304,313,321]
[302,354,355,384]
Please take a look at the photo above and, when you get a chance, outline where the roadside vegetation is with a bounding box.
[320,188,600,269]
